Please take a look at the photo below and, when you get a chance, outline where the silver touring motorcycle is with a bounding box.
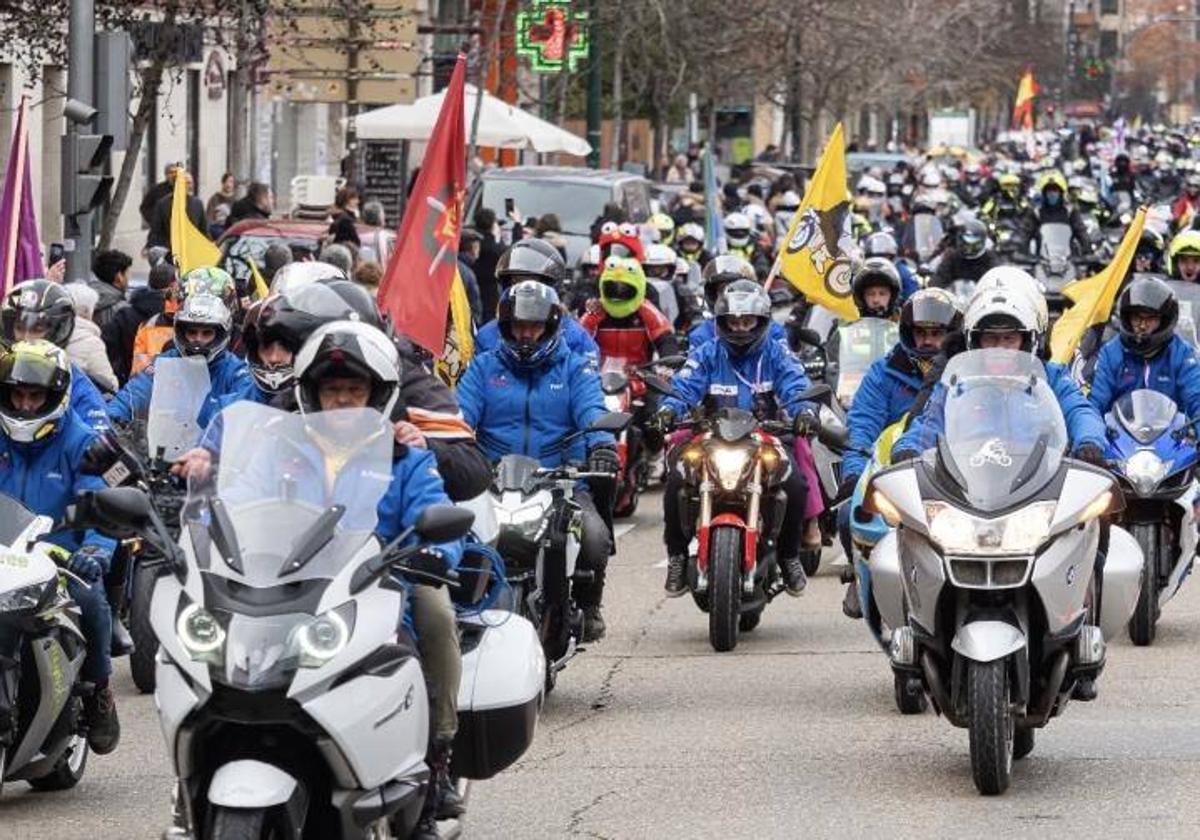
[865,350,1143,795]
[69,402,544,838]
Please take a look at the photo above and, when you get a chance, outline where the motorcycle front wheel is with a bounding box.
[207,805,281,840]
[1128,523,1159,647]
[708,526,743,652]
[967,658,1014,795]
[129,561,158,693]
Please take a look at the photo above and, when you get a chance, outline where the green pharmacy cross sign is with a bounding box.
[516,1,589,73]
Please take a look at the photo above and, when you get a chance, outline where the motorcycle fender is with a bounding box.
[897,528,945,635]
[1031,522,1098,636]
[155,658,201,777]
[1100,525,1144,639]
[951,621,1027,663]
[1049,469,1115,536]
[208,760,298,808]
[1161,488,1198,605]
[707,514,753,573]
[869,529,905,631]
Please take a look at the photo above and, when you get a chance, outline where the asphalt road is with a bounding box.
[7,489,1200,839]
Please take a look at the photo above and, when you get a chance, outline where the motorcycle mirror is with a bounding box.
[589,412,632,433]
[65,487,153,536]
[649,355,687,369]
[415,505,476,544]
[798,383,833,406]
[793,328,825,349]
[642,374,677,397]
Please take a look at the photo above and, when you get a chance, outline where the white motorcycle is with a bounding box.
[73,402,543,838]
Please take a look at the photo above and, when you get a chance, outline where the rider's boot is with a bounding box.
[779,555,808,595]
[664,554,688,597]
[842,578,862,619]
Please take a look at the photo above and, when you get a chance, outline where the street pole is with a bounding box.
[66,0,94,282]
[585,0,601,169]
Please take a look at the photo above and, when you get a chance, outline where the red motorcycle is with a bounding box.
[599,357,680,518]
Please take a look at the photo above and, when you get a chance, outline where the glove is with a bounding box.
[793,408,821,437]
[652,407,676,433]
[1074,443,1107,468]
[67,546,106,583]
[892,449,918,463]
[837,475,860,504]
[407,548,452,585]
[587,446,621,476]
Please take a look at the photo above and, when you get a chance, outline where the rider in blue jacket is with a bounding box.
[1088,276,1200,419]
[457,281,618,641]
[106,291,249,429]
[0,341,120,754]
[656,280,819,597]
[473,238,599,366]
[2,279,110,429]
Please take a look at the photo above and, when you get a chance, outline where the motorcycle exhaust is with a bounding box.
[919,650,961,726]
[1024,650,1069,728]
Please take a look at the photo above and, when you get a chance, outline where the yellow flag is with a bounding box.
[170,172,221,275]
[434,271,475,387]
[248,258,270,300]
[1049,207,1146,363]
[775,123,860,321]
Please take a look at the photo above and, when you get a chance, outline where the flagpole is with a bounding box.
[2,97,29,295]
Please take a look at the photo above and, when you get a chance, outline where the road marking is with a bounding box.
[614,523,637,541]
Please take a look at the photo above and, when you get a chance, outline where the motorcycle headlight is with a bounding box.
[499,500,548,539]
[1124,449,1171,495]
[709,446,750,491]
[177,602,227,664]
[294,603,356,668]
[924,501,1055,555]
[0,580,52,614]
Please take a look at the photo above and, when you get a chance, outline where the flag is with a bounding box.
[773,122,860,321]
[433,270,476,387]
[248,258,270,300]
[703,143,724,253]
[378,53,469,362]
[170,170,221,275]
[1050,207,1146,364]
[1012,69,1039,130]
[0,97,43,295]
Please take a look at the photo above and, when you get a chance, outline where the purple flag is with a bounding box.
[0,98,43,296]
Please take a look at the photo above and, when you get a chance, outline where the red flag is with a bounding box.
[1012,69,1039,130]
[377,54,468,357]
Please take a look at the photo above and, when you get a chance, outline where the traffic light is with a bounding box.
[61,132,114,217]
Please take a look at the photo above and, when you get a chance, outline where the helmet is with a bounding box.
[920,169,941,188]
[173,293,233,360]
[0,340,71,443]
[497,280,563,369]
[1167,229,1200,279]
[863,231,899,260]
[597,220,645,262]
[677,222,705,252]
[775,190,801,212]
[578,244,602,274]
[182,266,239,311]
[1,280,75,347]
[997,172,1021,196]
[701,254,757,309]
[975,266,1049,334]
[1136,228,1166,272]
[1116,275,1178,359]
[599,256,647,319]
[964,288,1041,352]
[899,288,961,359]
[957,218,991,260]
[317,277,384,330]
[723,212,752,247]
[650,212,676,245]
[496,238,567,292]
[1036,170,1069,196]
[269,261,347,296]
[674,257,691,280]
[294,321,400,418]
[714,280,771,356]
[851,258,902,318]
[642,243,678,280]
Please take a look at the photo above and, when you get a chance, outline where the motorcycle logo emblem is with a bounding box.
[1065,564,1077,587]
[968,438,1013,468]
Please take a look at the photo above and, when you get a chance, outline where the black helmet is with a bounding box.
[701,254,757,309]
[1,280,75,348]
[863,231,899,260]
[957,218,990,260]
[315,277,385,329]
[1136,228,1165,272]
[714,279,770,356]
[496,238,567,292]
[851,258,902,318]
[1117,275,1178,359]
[497,280,563,368]
[899,288,961,359]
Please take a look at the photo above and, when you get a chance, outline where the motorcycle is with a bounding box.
[74,402,544,838]
[490,413,629,690]
[1031,222,1089,316]
[864,350,1142,794]
[0,496,92,794]
[1103,390,1199,646]
[946,279,978,312]
[599,357,680,518]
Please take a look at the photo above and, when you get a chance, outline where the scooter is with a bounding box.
[1103,389,1199,646]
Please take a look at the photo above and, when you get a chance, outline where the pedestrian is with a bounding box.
[353,260,383,295]
[331,185,360,222]
[129,261,181,377]
[147,170,205,251]
[263,242,293,283]
[63,283,119,393]
[361,199,386,228]
[226,182,273,227]
[457,229,482,326]
[87,249,142,383]
[472,207,506,324]
[206,172,237,239]
[318,243,354,276]
[535,213,568,260]
[140,162,179,227]
[665,154,691,183]
[329,214,361,248]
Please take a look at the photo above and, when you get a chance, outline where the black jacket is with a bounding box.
[147,192,206,250]
[931,248,997,288]
[88,281,141,385]
[139,180,173,226]
[226,196,270,228]
[474,231,506,325]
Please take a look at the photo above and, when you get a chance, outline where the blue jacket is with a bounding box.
[106,348,250,429]
[843,346,924,480]
[475,313,599,367]
[663,334,815,420]
[1088,334,1200,420]
[70,363,111,430]
[686,318,790,353]
[894,359,1106,457]
[896,260,920,302]
[0,413,115,567]
[457,341,613,467]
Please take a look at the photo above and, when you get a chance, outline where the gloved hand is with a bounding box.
[892,449,918,463]
[406,548,452,585]
[837,474,860,504]
[67,546,106,583]
[652,407,676,433]
[587,445,621,476]
[793,408,821,437]
[1074,443,1108,468]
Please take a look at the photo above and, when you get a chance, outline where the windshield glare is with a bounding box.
[1114,389,1179,445]
[1039,223,1072,258]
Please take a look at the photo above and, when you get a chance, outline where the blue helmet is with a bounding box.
[498,280,563,369]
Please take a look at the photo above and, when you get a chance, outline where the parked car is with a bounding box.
[217,219,395,290]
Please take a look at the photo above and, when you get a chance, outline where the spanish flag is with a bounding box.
[1050,207,1146,364]
[170,171,221,275]
[773,123,860,321]
[1012,70,1039,130]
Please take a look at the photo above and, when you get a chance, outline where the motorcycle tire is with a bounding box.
[1013,726,1035,761]
[26,733,88,792]
[1128,523,1158,647]
[967,658,1014,796]
[708,525,743,653]
[206,805,271,840]
[129,562,159,694]
[738,609,762,633]
[799,548,821,577]
[893,673,927,715]
[613,485,639,519]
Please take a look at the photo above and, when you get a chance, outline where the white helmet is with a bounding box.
[293,321,401,418]
[723,212,752,247]
[270,261,348,296]
[578,244,602,270]
[964,286,1042,352]
[643,243,677,278]
[974,266,1049,334]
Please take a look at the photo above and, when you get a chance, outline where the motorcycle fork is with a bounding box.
[743,463,764,594]
[695,480,715,589]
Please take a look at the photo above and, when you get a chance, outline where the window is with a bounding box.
[1100,0,1119,14]
[1100,30,1118,60]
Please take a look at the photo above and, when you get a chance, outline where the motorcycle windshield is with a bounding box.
[833,318,899,407]
[145,356,211,461]
[1165,280,1200,349]
[1114,389,1179,445]
[1039,223,1072,260]
[913,214,943,261]
[712,408,758,442]
[948,279,977,309]
[188,402,394,588]
[939,350,1067,513]
[494,454,542,493]
[599,356,631,395]
[0,494,36,546]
